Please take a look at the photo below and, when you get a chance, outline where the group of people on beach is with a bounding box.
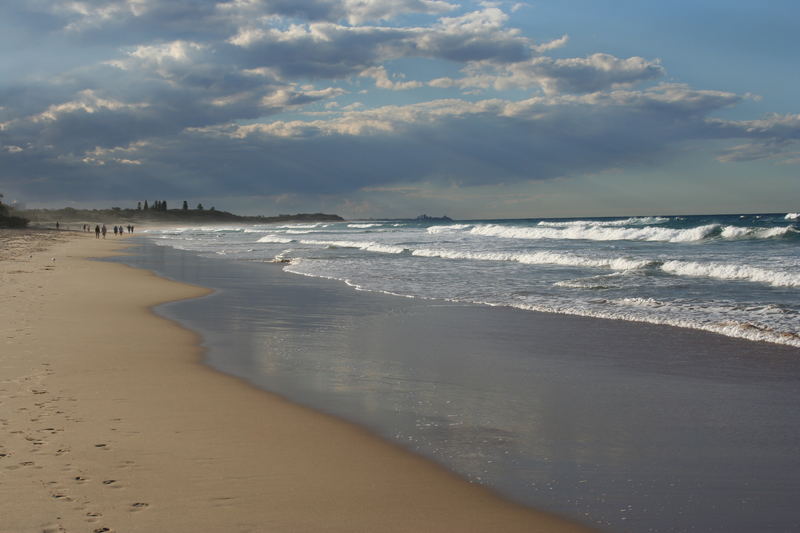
[80,224,134,238]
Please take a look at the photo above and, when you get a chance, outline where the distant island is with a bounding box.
[12,200,342,227]
[415,214,453,222]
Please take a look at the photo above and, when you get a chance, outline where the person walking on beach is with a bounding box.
[95,225,100,238]
[101,224,107,239]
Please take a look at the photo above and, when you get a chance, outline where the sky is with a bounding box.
[0,0,798,219]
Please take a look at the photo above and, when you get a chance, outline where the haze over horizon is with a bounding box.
[1,1,798,219]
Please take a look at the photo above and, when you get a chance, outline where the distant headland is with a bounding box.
[10,199,343,227]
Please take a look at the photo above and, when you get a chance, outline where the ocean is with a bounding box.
[143,212,800,348]
[120,212,800,532]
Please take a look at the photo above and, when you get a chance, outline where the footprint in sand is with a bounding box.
[130,502,149,511]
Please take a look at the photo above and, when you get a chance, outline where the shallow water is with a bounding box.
[115,241,800,532]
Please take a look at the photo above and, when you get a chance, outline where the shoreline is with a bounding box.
[0,229,592,532]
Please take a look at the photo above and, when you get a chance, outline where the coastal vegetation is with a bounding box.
[0,193,29,228]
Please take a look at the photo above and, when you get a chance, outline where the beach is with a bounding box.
[0,229,591,533]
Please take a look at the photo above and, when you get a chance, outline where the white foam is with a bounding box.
[536,216,670,228]
[719,225,796,239]
[427,224,473,234]
[411,248,651,271]
[257,235,295,244]
[785,213,799,220]
[505,300,800,348]
[281,264,800,348]
[554,273,626,289]
[275,223,327,229]
[469,223,720,243]
[300,239,407,254]
[347,223,383,228]
[660,260,800,287]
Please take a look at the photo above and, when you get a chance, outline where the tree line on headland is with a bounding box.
[0,195,342,227]
[0,194,29,228]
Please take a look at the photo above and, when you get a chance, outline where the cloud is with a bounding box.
[711,113,800,163]
[430,53,665,94]
[12,0,458,42]
[13,83,753,201]
[359,66,423,90]
[1,1,797,209]
[226,8,541,79]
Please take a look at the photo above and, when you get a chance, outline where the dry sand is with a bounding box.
[0,229,593,533]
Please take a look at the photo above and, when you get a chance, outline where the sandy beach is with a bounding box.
[0,229,591,533]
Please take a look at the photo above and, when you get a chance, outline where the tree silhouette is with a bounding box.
[182,200,188,211]
[197,203,204,211]
[0,193,28,228]
[143,200,149,210]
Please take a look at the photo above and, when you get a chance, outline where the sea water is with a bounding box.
[143,212,800,347]
[126,213,800,532]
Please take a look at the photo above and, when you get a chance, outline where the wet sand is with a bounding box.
[0,229,591,532]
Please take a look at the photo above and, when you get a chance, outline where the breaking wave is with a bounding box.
[468,223,796,243]
[411,248,651,271]
[427,224,473,234]
[536,216,670,228]
[256,235,295,244]
[469,223,721,242]
[720,225,797,240]
[300,239,407,254]
[660,260,800,288]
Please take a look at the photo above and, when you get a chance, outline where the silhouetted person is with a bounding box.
[95,225,100,238]
[56,221,59,230]
[101,225,107,239]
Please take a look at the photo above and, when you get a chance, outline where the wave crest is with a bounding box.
[660,260,800,288]
[300,239,407,254]
[537,216,670,228]
[469,223,720,242]
[257,235,295,243]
